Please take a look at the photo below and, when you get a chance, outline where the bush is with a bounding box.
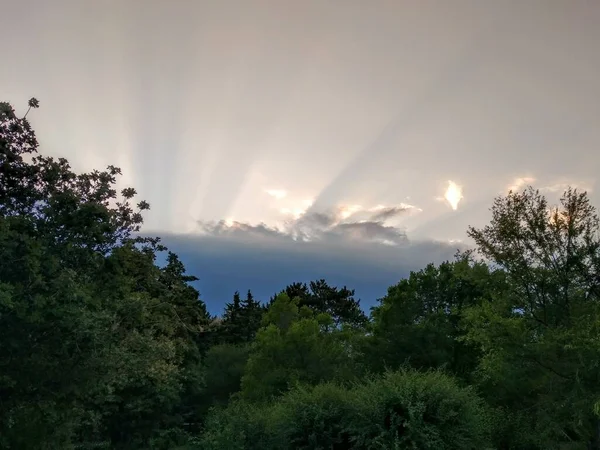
[348,370,491,449]
[197,401,277,450]
[197,369,491,449]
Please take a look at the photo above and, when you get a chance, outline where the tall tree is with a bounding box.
[220,290,265,344]
[241,294,358,402]
[368,255,502,379]
[224,291,242,319]
[238,289,265,341]
[464,187,600,449]
[0,99,210,448]
[469,186,600,327]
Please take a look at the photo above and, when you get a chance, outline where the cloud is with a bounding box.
[197,203,413,246]
[540,181,594,194]
[507,176,536,193]
[369,205,411,222]
[323,222,406,245]
[265,189,288,200]
[198,220,289,241]
[503,176,595,197]
[155,203,466,314]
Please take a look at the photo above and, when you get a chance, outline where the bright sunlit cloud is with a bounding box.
[339,204,363,220]
[444,180,463,210]
[280,207,307,219]
[276,196,315,220]
[197,197,418,247]
[507,176,536,193]
[265,189,288,200]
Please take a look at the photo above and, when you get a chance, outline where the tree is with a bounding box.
[368,255,503,379]
[220,291,243,343]
[240,294,357,402]
[198,343,252,414]
[464,186,600,448]
[238,289,264,341]
[469,186,600,327]
[223,291,242,322]
[218,290,265,345]
[0,99,210,448]
[271,279,368,328]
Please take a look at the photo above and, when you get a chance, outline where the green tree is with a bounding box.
[223,291,242,322]
[464,186,600,449]
[219,290,265,345]
[367,255,503,380]
[240,294,357,402]
[220,291,243,343]
[271,279,368,328]
[238,289,264,341]
[0,99,209,448]
[198,343,251,412]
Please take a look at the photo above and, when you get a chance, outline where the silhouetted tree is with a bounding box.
[220,290,266,344]
[270,279,367,328]
[239,289,265,341]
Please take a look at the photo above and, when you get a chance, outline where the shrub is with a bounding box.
[198,369,491,449]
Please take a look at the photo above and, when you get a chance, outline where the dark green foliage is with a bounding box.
[201,343,251,408]
[367,255,505,379]
[199,369,491,450]
[0,100,210,448]
[272,279,368,328]
[465,187,600,449]
[219,290,265,344]
[241,294,360,402]
[240,289,264,338]
[195,399,277,450]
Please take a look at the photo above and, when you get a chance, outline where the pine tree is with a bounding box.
[269,280,367,328]
[220,291,243,343]
[239,289,265,342]
[223,291,242,322]
[219,290,265,344]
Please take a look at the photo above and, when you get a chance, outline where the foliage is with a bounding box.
[219,290,265,344]
[272,279,368,328]
[367,255,506,380]
[201,343,251,408]
[464,187,600,448]
[199,369,491,450]
[241,293,360,402]
[0,99,210,448]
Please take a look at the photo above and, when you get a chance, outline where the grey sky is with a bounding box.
[2,0,599,311]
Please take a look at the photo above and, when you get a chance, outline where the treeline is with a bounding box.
[2,99,600,449]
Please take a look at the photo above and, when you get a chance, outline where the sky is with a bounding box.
[2,0,600,314]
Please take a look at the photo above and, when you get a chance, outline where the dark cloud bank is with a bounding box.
[153,208,467,316]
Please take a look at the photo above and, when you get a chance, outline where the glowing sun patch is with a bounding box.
[444,180,463,210]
